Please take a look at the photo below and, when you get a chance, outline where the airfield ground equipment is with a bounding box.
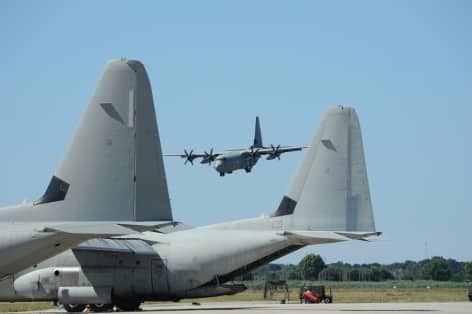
[299,285,332,304]
[263,279,289,303]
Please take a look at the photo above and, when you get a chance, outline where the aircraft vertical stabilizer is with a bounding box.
[50,59,172,221]
[273,106,375,232]
[252,116,263,148]
[0,59,172,222]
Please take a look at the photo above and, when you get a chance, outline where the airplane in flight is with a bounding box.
[167,117,305,176]
[0,59,175,280]
[0,59,380,312]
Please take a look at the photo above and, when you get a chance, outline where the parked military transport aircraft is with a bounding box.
[0,59,175,280]
[0,59,380,313]
[167,117,304,176]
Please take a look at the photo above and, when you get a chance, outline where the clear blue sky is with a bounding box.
[1,0,471,265]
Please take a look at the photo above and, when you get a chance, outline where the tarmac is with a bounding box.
[25,301,472,314]
[137,302,471,314]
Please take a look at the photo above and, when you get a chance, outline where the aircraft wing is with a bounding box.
[165,153,207,158]
[165,149,222,165]
[252,145,305,160]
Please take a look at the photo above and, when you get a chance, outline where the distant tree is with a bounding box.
[464,262,472,281]
[288,269,301,280]
[420,257,451,281]
[350,268,361,281]
[323,265,343,281]
[446,258,462,275]
[298,254,326,280]
[450,271,465,282]
[403,260,420,280]
[369,266,394,281]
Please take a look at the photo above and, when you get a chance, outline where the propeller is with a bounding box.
[201,148,217,165]
[183,149,196,165]
[249,147,260,161]
[267,144,281,160]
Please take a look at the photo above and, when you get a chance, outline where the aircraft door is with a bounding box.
[151,258,169,295]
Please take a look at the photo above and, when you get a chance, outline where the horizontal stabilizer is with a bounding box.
[279,230,381,245]
[335,231,382,241]
[43,223,137,236]
[117,221,180,232]
[43,221,177,236]
[279,231,350,245]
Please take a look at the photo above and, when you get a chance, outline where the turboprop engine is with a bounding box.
[12,262,153,311]
[14,267,113,303]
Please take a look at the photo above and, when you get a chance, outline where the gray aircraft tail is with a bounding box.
[0,59,172,221]
[272,106,376,232]
[252,116,263,148]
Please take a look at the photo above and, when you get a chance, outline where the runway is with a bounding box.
[23,301,472,314]
[137,302,471,314]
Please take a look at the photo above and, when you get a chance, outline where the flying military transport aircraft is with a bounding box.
[167,117,304,176]
[0,59,380,313]
[0,59,175,280]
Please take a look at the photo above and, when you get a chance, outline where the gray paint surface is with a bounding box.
[285,106,375,231]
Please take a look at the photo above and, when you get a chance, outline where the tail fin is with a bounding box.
[273,106,375,232]
[4,59,172,221]
[252,116,263,148]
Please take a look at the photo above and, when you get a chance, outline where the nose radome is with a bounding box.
[214,160,223,171]
[13,272,39,298]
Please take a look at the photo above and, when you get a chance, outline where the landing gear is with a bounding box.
[88,303,113,312]
[115,300,141,311]
[244,167,252,173]
[62,301,141,312]
[63,304,86,312]
[219,172,225,176]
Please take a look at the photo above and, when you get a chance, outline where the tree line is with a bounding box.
[240,255,472,282]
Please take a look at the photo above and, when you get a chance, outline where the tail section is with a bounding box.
[273,106,375,232]
[252,116,263,148]
[1,59,172,221]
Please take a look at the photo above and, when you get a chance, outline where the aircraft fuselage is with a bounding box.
[1,223,305,302]
[213,151,258,176]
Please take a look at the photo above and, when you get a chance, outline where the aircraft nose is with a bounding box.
[214,159,223,171]
[13,272,41,298]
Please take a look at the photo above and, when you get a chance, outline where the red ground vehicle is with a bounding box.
[299,285,333,304]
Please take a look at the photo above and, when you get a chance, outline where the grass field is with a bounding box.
[183,287,469,303]
[244,279,472,289]
[0,302,53,313]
